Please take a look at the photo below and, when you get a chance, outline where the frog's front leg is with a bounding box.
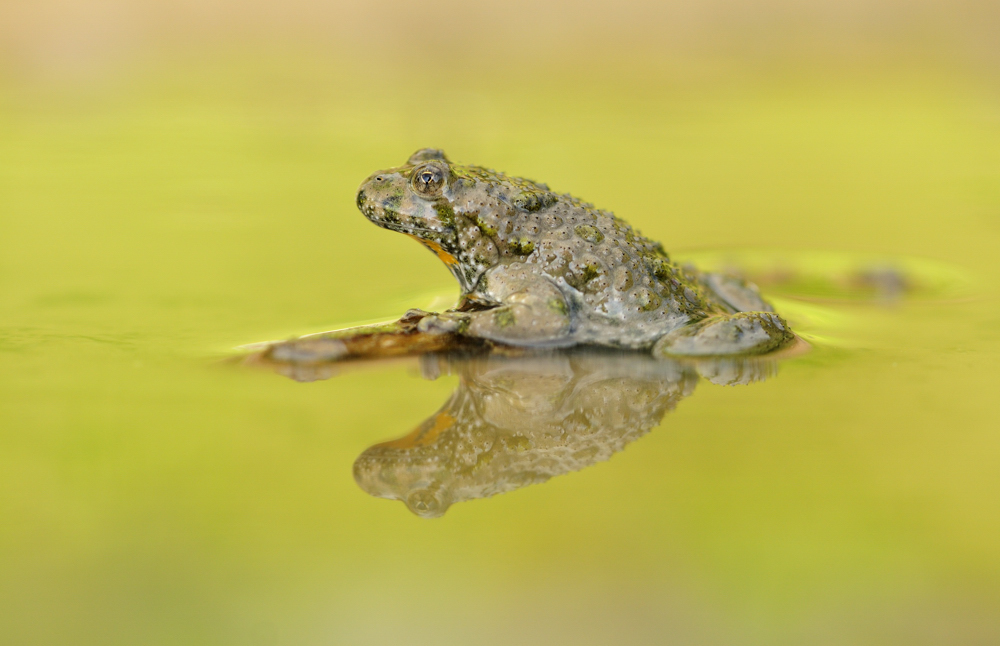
[419,267,573,347]
[653,311,794,357]
[462,282,574,347]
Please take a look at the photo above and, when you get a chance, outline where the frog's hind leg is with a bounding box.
[702,272,774,313]
[653,312,794,357]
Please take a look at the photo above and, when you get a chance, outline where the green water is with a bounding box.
[2,57,1000,644]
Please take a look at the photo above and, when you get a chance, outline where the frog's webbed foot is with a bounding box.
[653,312,794,357]
[461,286,573,348]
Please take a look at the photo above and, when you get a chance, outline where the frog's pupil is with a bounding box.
[418,171,442,192]
[412,165,445,195]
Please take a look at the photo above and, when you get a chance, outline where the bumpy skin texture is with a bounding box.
[356,149,793,355]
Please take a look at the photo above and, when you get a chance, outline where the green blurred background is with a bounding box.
[1,1,999,644]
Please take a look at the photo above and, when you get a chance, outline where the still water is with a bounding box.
[1,58,999,644]
[265,346,793,519]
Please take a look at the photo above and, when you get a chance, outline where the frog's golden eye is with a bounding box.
[411,164,446,197]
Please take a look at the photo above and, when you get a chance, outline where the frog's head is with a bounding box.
[358,148,559,292]
[356,148,469,284]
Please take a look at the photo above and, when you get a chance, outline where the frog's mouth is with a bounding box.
[379,222,458,247]
[384,223,447,238]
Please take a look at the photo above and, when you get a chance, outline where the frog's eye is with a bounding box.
[411,164,446,198]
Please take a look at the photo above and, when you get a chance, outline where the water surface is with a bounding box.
[1,58,999,645]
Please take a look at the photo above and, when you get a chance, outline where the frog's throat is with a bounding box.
[407,234,478,294]
[410,236,459,267]
[376,411,456,450]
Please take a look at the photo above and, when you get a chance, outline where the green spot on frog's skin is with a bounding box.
[509,237,535,255]
[547,297,568,316]
[454,317,471,334]
[434,203,456,227]
[636,289,661,312]
[376,189,405,224]
[382,191,403,210]
[494,308,516,328]
[504,435,531,452]
[475,215,497,238]
[469,449,495,474]
[574,224,604,244]
[581,262,602,283]
[645,256,672,281]
[512,189,557,213]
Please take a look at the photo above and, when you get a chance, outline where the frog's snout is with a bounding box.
[355,171,405,226]
[355,185,376,222]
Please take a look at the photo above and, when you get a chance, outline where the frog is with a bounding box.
[355,149,794,356]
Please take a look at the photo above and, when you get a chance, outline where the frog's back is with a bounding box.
[473,187,725,348]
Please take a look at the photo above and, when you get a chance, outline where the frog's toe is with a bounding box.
[654,312,794,357]
[416,312,469,335]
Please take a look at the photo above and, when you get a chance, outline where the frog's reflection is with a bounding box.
[353,350,779,518]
